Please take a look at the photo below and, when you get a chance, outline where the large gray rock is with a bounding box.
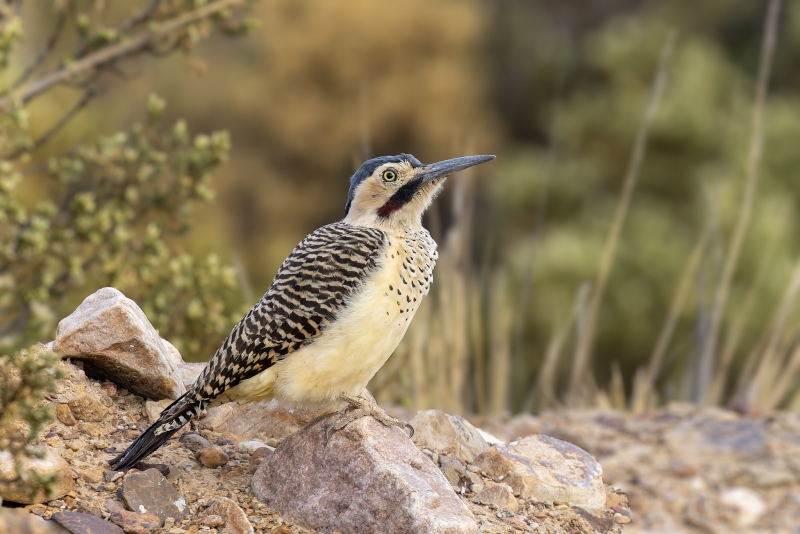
[54,288,185,400]
[472,434,606,512]
[0,449,74,504]
[410,409,490,464]
[252,413,479,534]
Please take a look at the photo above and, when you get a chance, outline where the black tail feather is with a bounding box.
[109,393,202,471]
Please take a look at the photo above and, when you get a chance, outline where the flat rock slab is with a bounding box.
[54,287,185,400]
[50,511,124,534]
[252,413,479,534]
[472,434,606,512]
[410,409,489,464]
[201,399,325,441]
[121,468,188,523]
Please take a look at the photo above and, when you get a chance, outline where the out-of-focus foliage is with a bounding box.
[0,347,63,501]
[0,1,255,356]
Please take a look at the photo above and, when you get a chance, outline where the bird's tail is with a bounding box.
[109,391,205,471]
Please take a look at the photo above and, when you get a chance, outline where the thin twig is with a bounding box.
[696,0,782,403]
[117,0,163,34]
[0,0,244,109]
[10,0,73,90]
[4,90,94,160]
[568,29,677,402]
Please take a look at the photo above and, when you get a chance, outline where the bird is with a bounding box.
[109,153,495,471]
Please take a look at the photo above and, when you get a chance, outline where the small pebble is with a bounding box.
[196,447,229,468]
[57,404,77,426]
[614,513,631,524]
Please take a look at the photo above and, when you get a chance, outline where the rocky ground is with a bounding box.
[2,288,797,534]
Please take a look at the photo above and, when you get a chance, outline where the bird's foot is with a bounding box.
[324,393,414,441]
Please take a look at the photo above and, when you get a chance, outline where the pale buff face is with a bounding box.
[343,160,445,231]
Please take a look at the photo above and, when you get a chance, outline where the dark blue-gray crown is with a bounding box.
[344,154,423,215]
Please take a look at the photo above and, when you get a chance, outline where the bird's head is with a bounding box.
[343,153,495,230]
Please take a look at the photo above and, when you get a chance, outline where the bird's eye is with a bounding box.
[382,170,397,182]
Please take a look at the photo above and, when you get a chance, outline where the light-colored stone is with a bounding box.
[178,432,212,454]
[204,496,254,534]
[68,394,108,422]
[201,399,325,441]
[144,399,173,424]
[121,468,188,524]
[0,508,70,534]
[56,404,77,426]
[109,508,162,534]
[54,288,185,400]
[471,484,519,512]
[720,487,765,527]
[471,434,606,512]
[238,440,270,454]
[252,413,479,534]
[177,362,206,389]
[410,409,489,464]
[0,449,74,504]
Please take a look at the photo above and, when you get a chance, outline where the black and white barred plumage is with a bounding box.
[109,223,387,470]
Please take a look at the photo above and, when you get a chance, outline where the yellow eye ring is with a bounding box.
[382,170,397,182]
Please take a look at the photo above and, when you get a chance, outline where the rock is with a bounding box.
[252,413,478,534]
[144,399,172,424]
[572,506,617,533]
[720,487,765,527]
[238,440,270,454]
[177,362,205,389]
[471,434,606,512]
[249,447,273,471]
[121,469,188,523]
[613,513,631,525]
[178,432,212,454]
[196,447,229,468]
[410,409,490,464]
[441,467,460,487]
[50,511,124,534]
[204,496,254,534]
[201,515,224,527]
[664,416,767,459]
[57,404,78,426]
[109,509,161,534]
[54,288,186,400]
[68,394,108,422]
[100,381,119,399]
[0,509,69,534]
[438,455,465,475]
[0,450,74,504]
[471,484,519,512]
[80,469,104,485]
[201,399,325,442]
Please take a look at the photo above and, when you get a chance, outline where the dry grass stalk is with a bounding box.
[696,0,782,403]
[569,29,677,404]
[705,219,784,405]
[632,219,711,412]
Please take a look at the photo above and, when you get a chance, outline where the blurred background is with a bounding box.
[2,0,800,416]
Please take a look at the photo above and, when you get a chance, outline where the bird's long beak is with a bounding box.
[418,155,495,185]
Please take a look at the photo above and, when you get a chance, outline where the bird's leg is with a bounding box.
[325,392,414,441]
